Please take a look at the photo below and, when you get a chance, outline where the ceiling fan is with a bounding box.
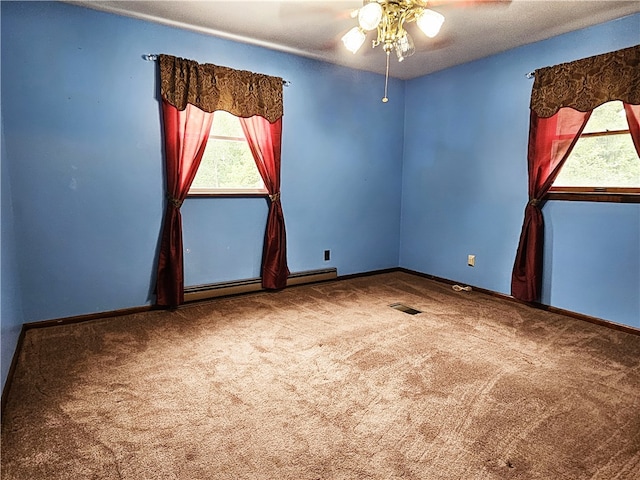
[341,0,510,101]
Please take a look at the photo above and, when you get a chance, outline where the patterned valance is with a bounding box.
[158,54,283,123]
[530,45,640,118]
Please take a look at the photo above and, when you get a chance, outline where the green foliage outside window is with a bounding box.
[554,101,640,188]
[190,111,264,191]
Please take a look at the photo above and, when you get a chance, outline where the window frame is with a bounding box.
[546,189,640,203]
[187,113,268,197]
[548,103,640,204]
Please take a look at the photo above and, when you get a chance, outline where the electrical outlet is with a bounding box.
[468,254,475,267]
[324,250,331,261]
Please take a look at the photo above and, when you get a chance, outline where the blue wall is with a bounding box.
[1,115,25,392]
[1,1,404,323]
[401,14,640,328]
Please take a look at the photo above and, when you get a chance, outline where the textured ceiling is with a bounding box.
[69,1,640,79]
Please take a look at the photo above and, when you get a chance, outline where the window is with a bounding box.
[189,111,267,195]
[550,101,640,200]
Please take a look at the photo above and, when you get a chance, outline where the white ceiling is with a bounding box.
[70,0,640,79]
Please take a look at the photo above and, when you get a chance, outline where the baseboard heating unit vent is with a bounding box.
[184,268,338,303]
[389,303,422,315]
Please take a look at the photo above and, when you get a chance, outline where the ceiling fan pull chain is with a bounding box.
[382,50,390,103]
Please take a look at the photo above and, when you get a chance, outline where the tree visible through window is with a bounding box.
[552,101,640,191]
[189,111,266,194]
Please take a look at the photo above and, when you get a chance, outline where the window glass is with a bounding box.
[189,111,266,194]
[552,101,639,190]
[581,100,628,133]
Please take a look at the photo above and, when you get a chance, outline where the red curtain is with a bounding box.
[511,107,591,302]
[624,103,640,156]
[240,115,289,289]
[156,102,214,306]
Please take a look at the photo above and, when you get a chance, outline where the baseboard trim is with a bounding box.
[15,268,636,337]
[397,268,640,336]
[19,269,339,330]
[4,266,636,407]
[335,267,400,282]
[1,325,26,415]
[184,268,338,303]
[22,305,158,330]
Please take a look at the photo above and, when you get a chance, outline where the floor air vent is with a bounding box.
[389,303,421,315]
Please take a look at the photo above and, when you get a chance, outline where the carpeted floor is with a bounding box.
[2,271,639,479]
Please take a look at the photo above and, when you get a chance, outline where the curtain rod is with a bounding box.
[143,54,291,86]
[526,71,535,79]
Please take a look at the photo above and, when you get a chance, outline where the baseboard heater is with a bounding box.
[184,268,338,302]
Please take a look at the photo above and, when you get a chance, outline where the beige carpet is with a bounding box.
[2,272,639,479]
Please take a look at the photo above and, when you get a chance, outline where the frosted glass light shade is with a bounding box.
[358,2,383,31]
[342,27,366,53]
[395,33,415,62]
[416,9,445,38]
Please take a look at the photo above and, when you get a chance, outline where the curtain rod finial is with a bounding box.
[143,54,158,61]
[526,71,535,79]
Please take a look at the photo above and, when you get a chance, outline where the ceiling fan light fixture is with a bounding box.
[358,2,383,31]
[416,8,445,38]
[342,26,366,53]
[343,1,446,102]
